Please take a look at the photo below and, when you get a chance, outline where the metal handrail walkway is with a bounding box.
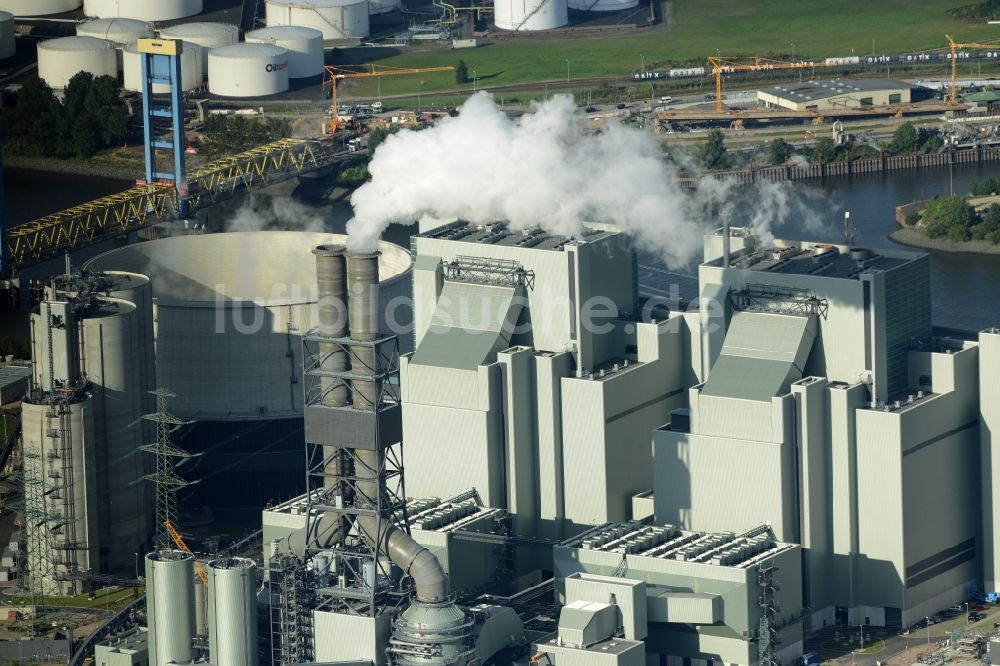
[5,138,347,272]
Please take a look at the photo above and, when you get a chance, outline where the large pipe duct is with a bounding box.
[348,251,380,409]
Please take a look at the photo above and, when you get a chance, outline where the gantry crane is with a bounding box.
[946,35,1000,105]
[707,56,842,114]
[324,64,455,133]
[163,519,208,585]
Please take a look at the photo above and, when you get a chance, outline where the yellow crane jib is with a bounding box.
[323,64,456,134]
[707,56,843,114]
[945,35,1000,106]
[163,519,208,586]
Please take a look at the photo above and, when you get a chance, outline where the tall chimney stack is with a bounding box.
[347,251,381,411]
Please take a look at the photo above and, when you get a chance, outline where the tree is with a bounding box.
[455,60,469,84]
[366,125,399,154]
[889,122,919,156]
[766,138,793,165]
[812,137,838,164]
[695,129,729,170]
[923,195,977,240]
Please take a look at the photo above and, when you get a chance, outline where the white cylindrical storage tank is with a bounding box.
[245,25,323,79]
[158,22,238,78]
[76,17,152,45]
[37,36,117,89]
[568,0,635,9]
[122,41,202,93]
[208,43,289,97]
[265,0,369,40]
[494,0,567,30]
[0,12,14,60]
[368,0,400,15]
[146,550,196,666]
[0,0,80,16]
[83,0,201,21]
[207,558,259,666]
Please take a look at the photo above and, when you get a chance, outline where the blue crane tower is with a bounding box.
[137,38,190,218]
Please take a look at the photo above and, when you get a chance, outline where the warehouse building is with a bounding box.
[757,78,912,111]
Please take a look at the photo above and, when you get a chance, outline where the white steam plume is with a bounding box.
[347,93,832,267]
[226,195,330,233]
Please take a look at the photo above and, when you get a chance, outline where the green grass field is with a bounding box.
[347,0,1000,97]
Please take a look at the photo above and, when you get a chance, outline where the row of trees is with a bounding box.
[916,196,1000,243]
[2,74,131,159]
[949,0,1000,22]
[199,115,292,160]
[691,122,945,171]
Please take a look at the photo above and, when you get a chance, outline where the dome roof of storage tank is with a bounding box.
[38,36,114,51]
[0,10,13,20]
[158,21,238,37]
[79,297,136,319]
[83,231,412,305]
[246,25,323,39]
[210,42,287,59]
[77,17,152,37]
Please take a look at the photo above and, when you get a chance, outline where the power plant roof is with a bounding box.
[730,242,921,280]
[419,220,617,251]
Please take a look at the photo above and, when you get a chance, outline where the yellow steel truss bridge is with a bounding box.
[6,138,345,271]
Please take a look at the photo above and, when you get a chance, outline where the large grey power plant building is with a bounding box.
[92,219,1000,666]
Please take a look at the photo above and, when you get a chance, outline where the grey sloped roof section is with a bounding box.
[701,312,817,401]
[411,281,525,370]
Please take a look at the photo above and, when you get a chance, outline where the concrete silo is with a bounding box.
[145,550,196,666]
[207,558,258,666]
[85,232,412,524]
[25,273,155,586]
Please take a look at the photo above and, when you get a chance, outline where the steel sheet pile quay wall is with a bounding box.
[37,36,117,89]
[145,550,196,666]
[265,0,369,40]
[84,232,411,517]
[494,0,567,31]
[0,11,14,60]
[158,22,238,78]
[123,41,203,92]
[208,43,290,98]
[207,558,259,666]
[0,0,80,15]
[245,25,324,79]
[84,0,201,21]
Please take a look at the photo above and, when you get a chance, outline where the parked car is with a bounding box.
[949,605,964,613]
[927,616,941,625]
[615,103,626,109]
[584,106,598,113]
[969,612,985,623]
[658,96,674,104]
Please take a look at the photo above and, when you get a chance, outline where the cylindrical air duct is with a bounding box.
[207,557,259,666]
[145,550,196,666]
[347,251,380,410]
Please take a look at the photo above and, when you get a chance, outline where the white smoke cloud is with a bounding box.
[346,93,833,267]
[226,195,330,233]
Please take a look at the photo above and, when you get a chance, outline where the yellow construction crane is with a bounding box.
[324,64,455,134]
[707,56,842,114]
[163,519,208,586]
[946,35,1000,106]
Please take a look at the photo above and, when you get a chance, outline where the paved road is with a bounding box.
[806,604,1000,666]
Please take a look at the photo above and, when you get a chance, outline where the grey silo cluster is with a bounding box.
[206,557,259,666]
[145,550,195,666]
[23,271,155,594]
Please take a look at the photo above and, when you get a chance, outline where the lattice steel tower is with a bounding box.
[139,389,192,551]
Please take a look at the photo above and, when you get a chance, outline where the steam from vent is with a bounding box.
[226,195,333,233]
[346,93,831,266]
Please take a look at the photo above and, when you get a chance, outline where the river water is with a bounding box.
[4,162,1000,331]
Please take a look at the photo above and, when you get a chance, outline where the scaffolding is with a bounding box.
[300,330,410,617]
[442,255,535,289]
[758,563,780,666]
[138,389,192,551]
[731,284,829,319]
[269,553,315,665]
